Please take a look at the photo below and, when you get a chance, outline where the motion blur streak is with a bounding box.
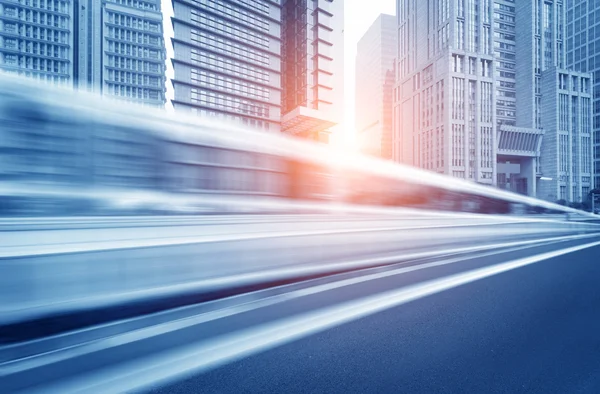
[2,75,600,393]
[18,239,600,394]
[0,74,591,217]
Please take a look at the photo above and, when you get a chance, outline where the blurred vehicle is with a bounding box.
[0,74,584,217]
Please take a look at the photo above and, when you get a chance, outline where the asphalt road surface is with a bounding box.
[3,233,600,394]
[150,241,600,394]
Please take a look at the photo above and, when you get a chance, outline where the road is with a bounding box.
[149,239,600,394]
[3,231,600,393]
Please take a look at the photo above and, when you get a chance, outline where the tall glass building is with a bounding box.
[0,0,74,85]
[565,0,600,190]
[394,0,593,202]
[171,0,283,132]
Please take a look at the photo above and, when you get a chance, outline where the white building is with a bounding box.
[393,0,593,202]
[0,0,74,85]
[77,0,167,106]
[0,0,166,106]
[355,14,396,159]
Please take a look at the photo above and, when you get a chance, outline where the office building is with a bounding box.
[0,0,166,106]
[0,0,74,85]
[394,0,496,185]
[281,0,344,142]
[355,14,396,158]
[170,0,283,132]
[77,0,167,106]
[394,0,593,201]
[565,0,600,191]
[170,0,343,139]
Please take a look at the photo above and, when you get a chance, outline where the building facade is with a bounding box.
[394,0,593,201]
[0,0,166,106]
[394,0,496,185]
[280,0,344,142]
[78,0,167,106]
[0,0,74,85]
[565,0,600,190]
[170,0,343,140]
[355,14,396,159]
[171,0,283,132]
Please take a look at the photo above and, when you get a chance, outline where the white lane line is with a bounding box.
[0,221,531,258]
[4,232,598,377]
[28,238,600,394]
[5,231,594,320]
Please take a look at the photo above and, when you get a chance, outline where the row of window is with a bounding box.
[0,67,68,83]
[10,0,69,14]
[107,41,161,60]
[106,83,161,100]
[190,107,272,131]
[190,48,269,84]
[107,55,161,73]
[191,68,270,101]
[190,29,270,66]
[106,0,158,11]
[2,7,69,28]
[558,73,591,93]
[107,70,160,87]
[1,53,68,73]
[191,0,270,32]
[107,27,162,46]
[3,23,69,44]
[190,9,269,49]
[106,12,161,33]
[1,39,68,59]
[190,88,272,119]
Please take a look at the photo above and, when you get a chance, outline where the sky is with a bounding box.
[161,0,396,143]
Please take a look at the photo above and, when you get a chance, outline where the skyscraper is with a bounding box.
[394,0,495,185]
[280,0,344,142]
[394,0,593,201]
[0,0,166,106]
[565,0,600,191]
[170,0,283,132]
[170,0,343,140]
[355,14,397,158]
[77,0,167,106]
[0,0,74,85]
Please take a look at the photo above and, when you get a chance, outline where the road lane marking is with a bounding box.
[0,220,541,258]
[4,233,599,384]
[5,230,596,321]
[23,238,600,394]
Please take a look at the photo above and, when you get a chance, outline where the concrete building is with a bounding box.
[0,0,166,106]
[0,0,74,85]
[77,0,167,106]
[355,14,396,159]
[171,0,282,132]
[393,0,593,201]
[280,0,344,142]
[394,0,496,185]
[565,0,600,191]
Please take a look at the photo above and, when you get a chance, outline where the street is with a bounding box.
[152,240,600,394]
